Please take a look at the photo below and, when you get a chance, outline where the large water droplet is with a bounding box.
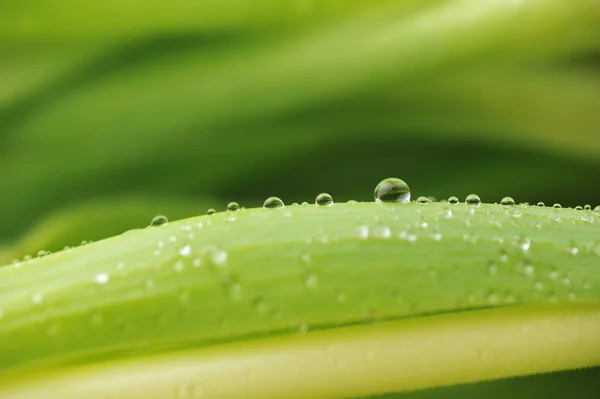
[448,196,459,204]
[227,202,240,211]
[315,193,333,206]
[465,194,481,206]
[263,197,284,209]
[374,178,411,203]
[150,215,168,226]
[500,197,515,206]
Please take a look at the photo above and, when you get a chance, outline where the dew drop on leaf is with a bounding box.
[500,197,515,206]
[315,193,334,206]
[537,202,545,207]
[448,196,459,204]
[226,202,240,211]
[263,196,284,209]
[584,204,591,211]
[416,196,429,204]
[95,273,109,284]
[206,208,216,215]
[179,245,191,257]
[575,205,583,211]
[374,177,411,203]
[372,225,391,239]
[553,203,562,209]
[465,194,481,206]
[150,215,168,226]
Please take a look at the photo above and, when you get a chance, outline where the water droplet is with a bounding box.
[374,178,411,203]
[465,194,481,206]
[514,236,531,251]
[173,261,184,272]
[584,204,592,211]
[227,202,240,211]
[347,200,357,204]
[356,225,369,239]
[432,232,442,241]
[315,193,333,206]
[305,272,319,288]
[263,197,284,209]
[575,205,583,211]
[95,273,109,284]
[416,196,429,204]
[537,202,545,207]
[552,203,562,209]
[179,245,191,257]
[31,293,43,304]
[448,196,459,204]
[206,208,216,215]
[372,225,391,239]
[150,215,168,226]
[594,205,600,213]
[210,248,228,266]
[37,250,50,258]
[192,258,202,267]
[500,197,515,206]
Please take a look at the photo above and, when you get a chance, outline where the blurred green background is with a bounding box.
[1,0,599,264]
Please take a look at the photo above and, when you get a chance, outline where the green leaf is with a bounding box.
[1,202,599,398]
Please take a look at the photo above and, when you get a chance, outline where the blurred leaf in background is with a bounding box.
[1,0,599,262]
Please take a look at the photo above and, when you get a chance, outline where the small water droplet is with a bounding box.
[301,253,311,264]
[416,196,429,204]
[465,194,481,206]
[150,215,168,226]
[37,250,50,258]
[575,205,583,211]
[206,208,216,215]
[583,204,591,211]
[347,200,357,204]
[31,293,43,304]
[209,249,227,266]
[263,197,284,209]
[95,273,109,284]
[374,177,411,203]
[448,196,459,204]
[500,197,515,206]
[179,245,191,257]
[372,225,391,239]
[432,232,442,241]
[173,261,184,272]
[594,205,600,213]
[315,193,333,206]
[514,236,531,251]
[537,202,545,207]
[356,225,369,239]
[226,202,240,211]
[552,203,562,209]
[305,272,319,288]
